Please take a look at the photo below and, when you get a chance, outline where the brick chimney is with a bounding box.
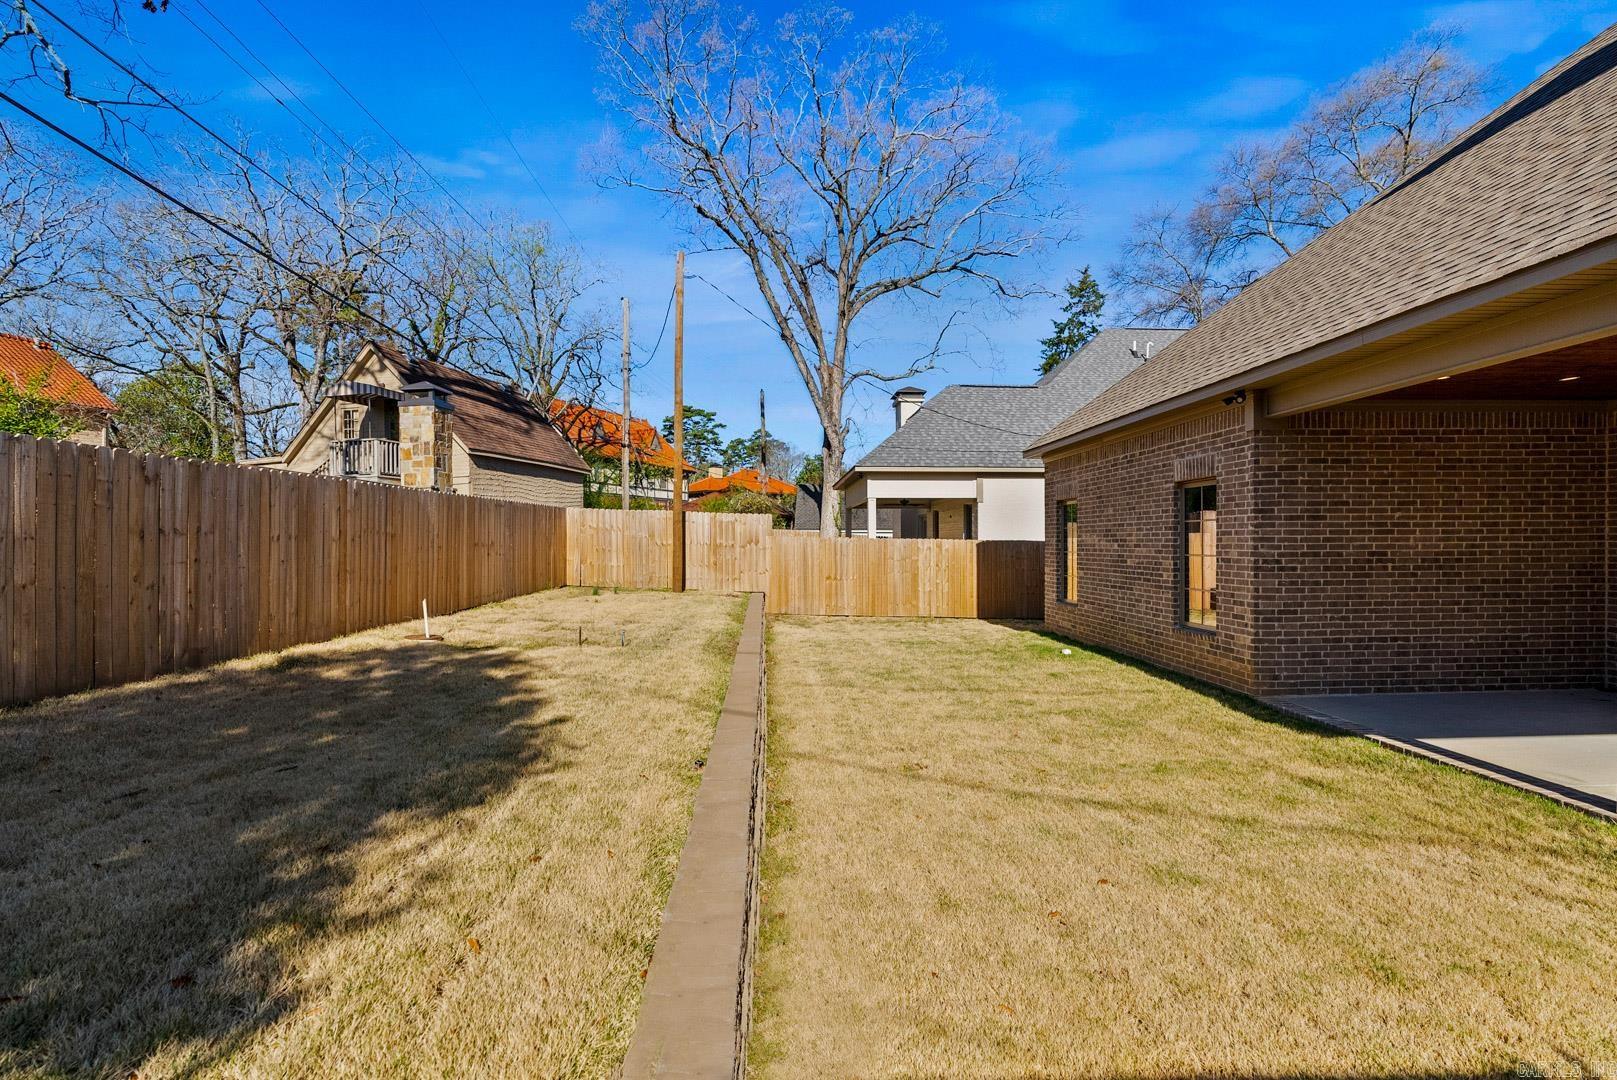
[399,381,453,491]
[892,386,925,431]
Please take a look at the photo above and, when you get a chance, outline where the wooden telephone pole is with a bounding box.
[670,252,686,592]
[759,389,768,490]
[620,297,631,512]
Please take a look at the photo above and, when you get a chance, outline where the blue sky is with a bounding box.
[27,0,1617,459]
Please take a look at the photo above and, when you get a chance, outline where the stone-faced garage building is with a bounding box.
[1029,25,1617,698]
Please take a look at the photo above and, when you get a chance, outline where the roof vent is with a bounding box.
[1144,341,1154,360]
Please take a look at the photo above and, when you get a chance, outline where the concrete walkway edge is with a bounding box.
[623,592,767,1078]
[1267,697,1617,824]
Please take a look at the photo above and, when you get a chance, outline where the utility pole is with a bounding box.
[759,389,768,491]
[620,296,631,512]
[670,251,686,592]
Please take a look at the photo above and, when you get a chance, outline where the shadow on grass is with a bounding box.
[0,638,557,1077]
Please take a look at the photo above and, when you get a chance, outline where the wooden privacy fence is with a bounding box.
[566,508,1043,620]
[1,437,1041,707]
[0,433,566,707]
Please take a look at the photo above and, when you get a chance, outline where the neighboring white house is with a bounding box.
[260,340,589,507]
[835,328,1184,539]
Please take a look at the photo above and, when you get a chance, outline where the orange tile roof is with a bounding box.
[549,400,694,472]
[688,467,797,497]
[0,334,114,411]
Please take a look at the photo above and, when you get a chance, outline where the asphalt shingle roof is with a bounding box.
[848,328,1183,473]
[1032,23,1617,452]
[373,343,589,474]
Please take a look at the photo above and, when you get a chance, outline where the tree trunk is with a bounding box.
[818,425,844,538]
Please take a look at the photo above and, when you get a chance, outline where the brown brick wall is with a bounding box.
[1044,401,1612,696]
[1250,403,1609,694]
[1043,404,1257,693]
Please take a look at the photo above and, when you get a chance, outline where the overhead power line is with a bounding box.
[688,270,777,336]
[643,282,676,363]
[28,0,506,348]
[0,88,409,346]
[411,0,578,245]
[178,3,368,187]
[242,0,501,244]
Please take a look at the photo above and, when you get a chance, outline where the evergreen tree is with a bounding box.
[661,405,725,467]
[114,370,227,460]
[1038,267,1106,375]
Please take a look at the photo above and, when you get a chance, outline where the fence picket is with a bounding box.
[2,451,1042,707]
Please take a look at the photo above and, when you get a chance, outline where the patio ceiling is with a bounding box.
[1372,333,1617,401]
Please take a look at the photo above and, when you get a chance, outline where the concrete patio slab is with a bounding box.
[1270,690,1617,818]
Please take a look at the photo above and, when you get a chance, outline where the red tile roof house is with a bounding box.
[262,340,589,506]
[1028,24,1617,700]
[549,399,696,505]
[687,466,797,499]
[0,334,116,446]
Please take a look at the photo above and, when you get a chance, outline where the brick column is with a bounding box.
[399,381,453,491]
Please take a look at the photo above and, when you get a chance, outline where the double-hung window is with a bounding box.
[1181,482,1218,628]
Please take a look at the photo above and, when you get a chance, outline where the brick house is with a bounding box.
[1029,25,1617,697]
[265,340,588,506]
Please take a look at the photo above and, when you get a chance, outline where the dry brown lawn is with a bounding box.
[752,617,1617,1079]
[0,587,743,1080]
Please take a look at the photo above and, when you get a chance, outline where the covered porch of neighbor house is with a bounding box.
[837,471,1045,540]
[323,380,403,482]
[837,473,977,539]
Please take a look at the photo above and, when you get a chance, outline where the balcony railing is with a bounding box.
[329,438,401,480]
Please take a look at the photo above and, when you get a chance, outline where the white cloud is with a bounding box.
[991,0,1154,56]
[417,147,517,181]
[1424,0,1558,59]
[1070,128,1202,173]
[231,77,321,104]
[1192,76,1309,121]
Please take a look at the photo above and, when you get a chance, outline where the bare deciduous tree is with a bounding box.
[467,218,613,410]
[223,143,415,419]
[1115,28,1488,325]
[84,196,285,458]
[386,218,485,366]
[2,0,172,143]
[0,121,95,307]
[1110,204,1246,328]
[580,0,1065,533]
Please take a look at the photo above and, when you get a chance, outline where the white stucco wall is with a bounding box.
[976,474,1045,541]
[843,470,1046,541]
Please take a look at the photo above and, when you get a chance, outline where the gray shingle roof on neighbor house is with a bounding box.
[1031,22,1617,453]
[844,328,1184,478]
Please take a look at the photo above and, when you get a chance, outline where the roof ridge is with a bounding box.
[1030,23,1617,452]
